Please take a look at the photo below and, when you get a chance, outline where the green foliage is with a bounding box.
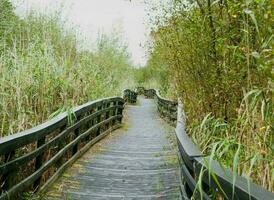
[22,192,45,200]
[139,0,273,192]
[0,0,19,50]
[0,2,133,136]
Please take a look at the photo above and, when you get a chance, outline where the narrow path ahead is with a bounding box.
[46,97,180,199]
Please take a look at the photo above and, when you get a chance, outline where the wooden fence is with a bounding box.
[141,88,274,200]
[0,89,137,200]
[122,89,138,104]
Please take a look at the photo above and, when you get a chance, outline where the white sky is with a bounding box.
[11,0,151,66]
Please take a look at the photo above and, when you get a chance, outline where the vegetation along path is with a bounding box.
[46,97,181,199]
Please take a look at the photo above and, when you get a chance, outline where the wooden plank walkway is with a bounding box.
[45,97,181,199]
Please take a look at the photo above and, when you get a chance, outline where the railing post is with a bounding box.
[156,97,160,113]
[2,151,16,192]
[105,102,110,129]
[33,136,46,190]
[177,98,186,128]
[130,92,133,103]
[117,100,124,123]
[56,125,67,168]
[96,105,102,136]
[84,110,93,142]
[111,101,116,126]
[89,114,95,139]
[72,128,80,155]
[165,102,168,119]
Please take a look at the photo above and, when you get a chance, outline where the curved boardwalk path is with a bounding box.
[46,97,180,199]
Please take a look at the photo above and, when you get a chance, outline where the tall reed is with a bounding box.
[0,2,134,137]
[137,0,273,192]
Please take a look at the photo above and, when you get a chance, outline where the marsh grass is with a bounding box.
[0,2,134,137]
[189,89,273,192]
[136,0,273,192]
[22,192,45,200]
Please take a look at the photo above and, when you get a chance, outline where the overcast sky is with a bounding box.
[11,0,151,66]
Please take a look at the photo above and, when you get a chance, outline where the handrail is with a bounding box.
[140,88,274,200]
[122,89,137,104]
[0,96,125,200]
[136,86,145,95]
[142,88,177,126]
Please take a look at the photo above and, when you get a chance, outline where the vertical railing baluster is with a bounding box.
[85,109,93,142]
[118,101,121,123]
[2,151,15,192]
[73,114,82,154]
[33,136,46,190]
[168,103,172,122]
[56,125,66,168]
[91,114,96,138]
[114,100,119,125]
[73,128,80,155]
[105,102,110,129]
[96,104,102,136]
[111,101,116,126]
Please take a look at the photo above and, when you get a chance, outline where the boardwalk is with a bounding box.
[46,97,181,200]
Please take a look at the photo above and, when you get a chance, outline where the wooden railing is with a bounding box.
[123,89,138,104]
[136,86,145,95]
[154,90,177,126]
[141,88,274,200]
[0,96,125,200]
[143,88,156,98]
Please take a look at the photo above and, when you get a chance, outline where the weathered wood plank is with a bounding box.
[33,136,46,190]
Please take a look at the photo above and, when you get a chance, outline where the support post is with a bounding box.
[117,101,124,123]
[56,125,66,168]
[33,136,45,190]
[2,151,16,192]
[96,105,102,136]
[105,102,110,129]
[73,128,80,155]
